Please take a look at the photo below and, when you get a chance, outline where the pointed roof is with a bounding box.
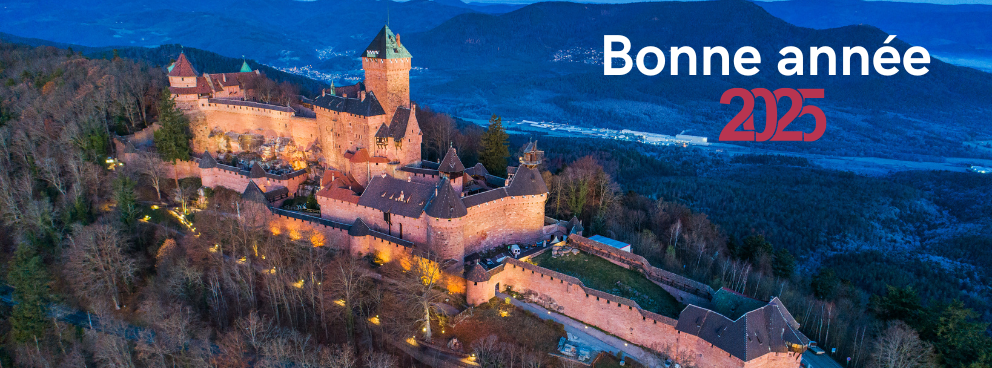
[374,123,390,139]
[466,263,489,282]
[239,60,252,73]
[466,163,489,176]
[358,25,412,60]
[505,165,548,196]
[438,147,465,174]
[241,180,268,204]
[348,218,371,236]
[425,178,467,219]
[388,107,412,140]
[198,151,217,169]
[249,162,266,178]
[168,53,198,77]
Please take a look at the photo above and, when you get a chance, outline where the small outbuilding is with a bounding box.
[588,235,631,252]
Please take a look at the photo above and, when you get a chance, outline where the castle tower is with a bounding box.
[425,177,468,263]
[168,53,198,88]
[519,140,544,169]
[438,147,465,193]
[359,25,412,122]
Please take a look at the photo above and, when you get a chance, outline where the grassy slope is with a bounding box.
[532,252,683,318]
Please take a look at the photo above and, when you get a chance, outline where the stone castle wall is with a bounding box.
[461,193,549,255]
[465,259,801,368]
[190,108,318,155]
[200,166,308,195]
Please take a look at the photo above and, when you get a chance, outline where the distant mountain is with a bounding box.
[755,0,992,72]
[402,0,992,161]
[91,45,330,96]
[0,0,494,66]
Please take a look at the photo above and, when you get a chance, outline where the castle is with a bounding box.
[129,25,809,368]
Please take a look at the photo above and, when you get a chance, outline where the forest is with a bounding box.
[0,39,990,368]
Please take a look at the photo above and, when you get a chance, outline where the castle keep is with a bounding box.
[113,25,810,368]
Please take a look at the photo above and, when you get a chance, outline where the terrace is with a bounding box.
[530,251,684,318]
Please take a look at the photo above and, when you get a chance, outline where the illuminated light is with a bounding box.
[422,327,427,332]
[334,299,346,307]
[369,316,381,325]
[292,279,304,289]
[499,310,509,318]
[270,226,281,235]
[269,267,276,274]
[237,257,247,264]
[105,159,115,164]
[151,205,159,210]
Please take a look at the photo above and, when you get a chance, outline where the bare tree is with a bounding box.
[472,335,504,368]
[364,351,399,368]
[391,255,447,341]
[133,152,170,201]
[64,223,137,310]
[870,321,938,368]
[326,254,373,345]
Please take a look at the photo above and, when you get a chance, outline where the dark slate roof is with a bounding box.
[466,263,490,282]
[769,297,800,330]
[425,178,468,219]
[198,151,217,169]
[388,107,412,140]
[466,163,488,176]
[374,123,390,139]
[675,300,809,362]
[357,175,433,218]
[566,216,582,234]
[438,147,465,173]
[311,91,386,117]
[349,218,371,236]
[264,186,289,201]
[677,305,747,361]
[269,207,350,231]
[397,165,439,177]
[504,165,547,196]
[358,25,412,59]
[168,53,198,77]
[249,163,266,179]
[462,188,507,207]
[207,98,295,113]
[241,181,268,204]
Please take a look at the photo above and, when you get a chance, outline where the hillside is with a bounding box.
[403,0,992,161]
[756,0,992,72]
[0,0,484,66]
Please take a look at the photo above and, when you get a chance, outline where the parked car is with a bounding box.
[808,341,826,355]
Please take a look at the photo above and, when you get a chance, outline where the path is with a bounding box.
[496,292,663,367]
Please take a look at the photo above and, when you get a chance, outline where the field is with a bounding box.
[531,251,684,317]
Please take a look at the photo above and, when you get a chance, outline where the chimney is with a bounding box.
[322,89,326,97]
[223,74,227,83]
[396,34,401,47]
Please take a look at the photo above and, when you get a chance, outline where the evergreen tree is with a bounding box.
[771,248,795,279]
[479,114,509,177]
[153,89,192,162]
[114,175,138,227]
[7,243,51,343]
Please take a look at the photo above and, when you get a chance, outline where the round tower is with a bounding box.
[425,178,468,263]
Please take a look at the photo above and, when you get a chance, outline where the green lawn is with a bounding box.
[532,251,684,317]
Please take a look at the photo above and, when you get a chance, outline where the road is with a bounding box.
[802,351,845,368]
[496,292,664,367]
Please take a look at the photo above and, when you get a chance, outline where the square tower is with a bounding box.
[359,25,412,121]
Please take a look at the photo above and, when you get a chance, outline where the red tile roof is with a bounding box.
[168,53,198,77]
